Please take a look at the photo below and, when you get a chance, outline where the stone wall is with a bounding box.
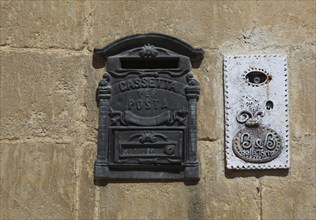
[1,1,315,219]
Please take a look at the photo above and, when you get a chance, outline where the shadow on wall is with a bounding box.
[225,168,289,179]
[94,170,289,185]
[94,178,199,187]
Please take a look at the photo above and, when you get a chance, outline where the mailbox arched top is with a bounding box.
[93,33,204,69]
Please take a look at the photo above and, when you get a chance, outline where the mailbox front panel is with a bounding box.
[93,34,204,182]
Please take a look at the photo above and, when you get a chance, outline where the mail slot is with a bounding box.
[93,33,204,183]
[112,128,184,163]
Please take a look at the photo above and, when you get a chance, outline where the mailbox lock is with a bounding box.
[164,145,175,155]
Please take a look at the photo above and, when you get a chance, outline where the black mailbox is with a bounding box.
[93,33,204,183]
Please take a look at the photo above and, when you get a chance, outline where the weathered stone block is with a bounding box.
[0,142,76,219]
[261,141,316,219]
[76,142,97,219]
[0,49,98,141]
[88,1,220,50]
[88,1,315,52]
[288,43,316,136]
[197,141,261,219]
[0,0,86,50]
[195,50,224,141]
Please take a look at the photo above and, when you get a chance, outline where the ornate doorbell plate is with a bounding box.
[224,55,290,169]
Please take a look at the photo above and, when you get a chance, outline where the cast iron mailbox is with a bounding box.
[93,33,204,183]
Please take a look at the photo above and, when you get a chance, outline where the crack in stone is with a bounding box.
[198,137,218,142]
[259,178,263,220]
[0,45,91,53]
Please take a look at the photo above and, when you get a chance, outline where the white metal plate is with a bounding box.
[224,55,290,169]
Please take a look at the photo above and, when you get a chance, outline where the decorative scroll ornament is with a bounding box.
[236,110,264,127]
[109,109,188,126]
[186,73,199,86]
[108,69,188,78]
[99,73,111,86]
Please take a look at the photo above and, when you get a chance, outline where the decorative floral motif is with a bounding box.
[173,110,188,125]
[139,131,157,144]
[139,44,158,58]
[108,109,126,126]
[236,95,265,127]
